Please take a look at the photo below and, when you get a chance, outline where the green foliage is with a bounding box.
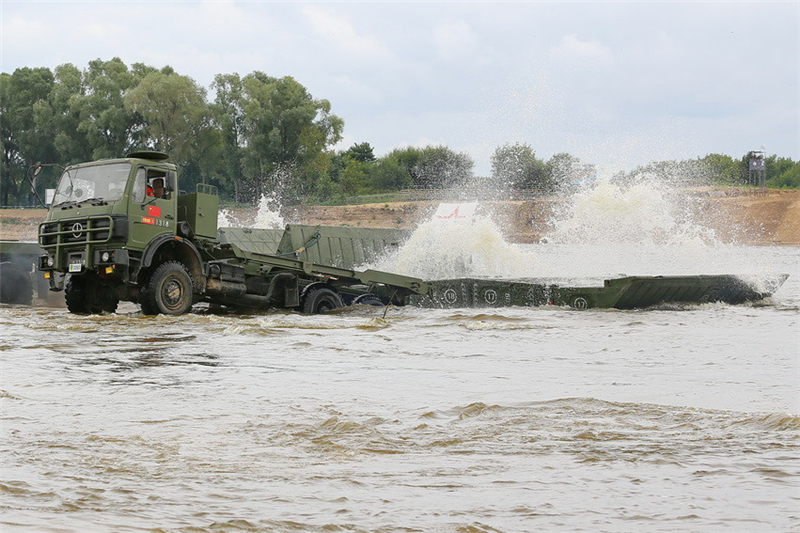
[78,58,142,160]
[225,72,344,203]
[210,73,247,202]
[345,142,376,163]
[490,143,547,190]
[545,152,581,192]
[697,153,744,185]
[765,156,800,188]
[0,60,346,205]
[370,157,411,191]
[1,66,57,205]
[339,157,370,196]
[384,145,474,189]
[124,70,220,194]
[36,63,92,164]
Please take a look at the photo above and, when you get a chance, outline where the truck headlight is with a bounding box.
[47,256,54,267]
[101,251,111,262]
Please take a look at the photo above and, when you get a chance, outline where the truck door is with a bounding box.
[128,167,178,250]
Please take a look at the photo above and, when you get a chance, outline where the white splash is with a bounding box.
[217,208,239,228]
[217,194,285,229]
[375,204,545,280]
[253,194,285,229]
[548,178,718,247]
[535,174,786,284]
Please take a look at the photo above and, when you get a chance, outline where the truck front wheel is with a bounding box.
[140,261,194,316]
[65,273,119,314]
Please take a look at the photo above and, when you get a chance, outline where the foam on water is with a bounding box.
[374,209,545,279]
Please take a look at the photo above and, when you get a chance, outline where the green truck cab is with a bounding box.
[37,152,427,315]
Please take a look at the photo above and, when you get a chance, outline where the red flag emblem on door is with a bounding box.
[147,205,161,217]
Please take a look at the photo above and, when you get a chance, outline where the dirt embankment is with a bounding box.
[2,189,798,246]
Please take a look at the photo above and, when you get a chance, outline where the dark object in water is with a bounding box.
[0,240,45,305]
[409,274,789,309]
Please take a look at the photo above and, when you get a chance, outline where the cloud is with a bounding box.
[551,34,615,68]
[302,6,389,61]
[434,20,478,62]
[1,14,49,43]
[0,1,797,172]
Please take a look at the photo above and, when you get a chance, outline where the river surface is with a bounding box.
[1,242,798,533]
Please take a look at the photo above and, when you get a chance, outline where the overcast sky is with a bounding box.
[2,1,798,175]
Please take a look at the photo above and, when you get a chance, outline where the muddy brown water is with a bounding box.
[1,245,798,532]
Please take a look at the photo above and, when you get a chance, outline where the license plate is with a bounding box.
[69,263,82,273]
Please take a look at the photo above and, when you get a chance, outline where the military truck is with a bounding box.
[37,152,428,315]
[31,152,787,314]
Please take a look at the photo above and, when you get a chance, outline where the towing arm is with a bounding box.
[212,242,430,296]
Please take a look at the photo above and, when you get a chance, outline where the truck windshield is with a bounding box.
[52,162,132,206]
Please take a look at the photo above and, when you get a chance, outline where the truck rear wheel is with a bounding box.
[140,261,194,316]
[352,293,386,307]
[302,286,343,314]
[65,273,119,314]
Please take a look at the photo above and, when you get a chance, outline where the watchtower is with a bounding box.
[747,150,766,195]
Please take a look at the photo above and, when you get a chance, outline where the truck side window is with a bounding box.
[132,168,146,203]
[146,171,170,199]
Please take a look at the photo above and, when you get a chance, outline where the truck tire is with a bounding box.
[0,262,33,305]
[302,286,343,314]
[140,261,194,316]
[352,293,386,307]
[65,273,119,314]
[65,275,89,313]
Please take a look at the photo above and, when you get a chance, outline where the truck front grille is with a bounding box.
[39,216,117,247]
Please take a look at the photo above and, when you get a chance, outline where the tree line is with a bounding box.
[2,58,798,207]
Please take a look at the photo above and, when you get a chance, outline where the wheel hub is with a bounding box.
[163,279,183,307]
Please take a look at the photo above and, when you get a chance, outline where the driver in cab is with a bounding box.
[146,177,166,199]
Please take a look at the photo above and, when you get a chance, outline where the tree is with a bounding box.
[33,63,92,166]
[370,157,411,191]
[211,73,247,202]
[125,70,208,161]
[77,58,142,160]
[345,142,376,163]
[765,156,800,188]
[125,69,220,193]
[546,152,581,192]
[417,146,473,188]
[239,72,344,202]
[385,145,473,189]
[0,67,56,205]
[339,157,369,196]
[490,143,546,190]
[698,153,743,185]
[314,143,381,201]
